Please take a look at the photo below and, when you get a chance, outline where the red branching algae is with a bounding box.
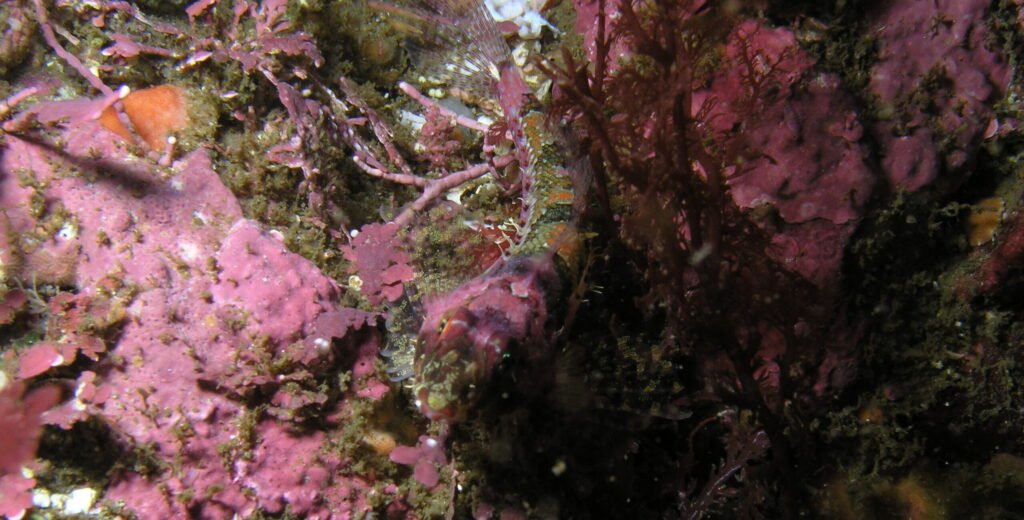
[341,222,417,305]
[0,382,59,518]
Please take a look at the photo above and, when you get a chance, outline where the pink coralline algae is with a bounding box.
[569,4,874,299]
[704,21,874,293]
[2,0,1021,516]
[0,290,26,326]
[341,222,416,305]
[14,289,121,380]
[16,342,64,379]
[697,22,874,403]
[570,4,873,409]
[389,435,448,488]
[565,0,1006,418]
[1,106,384,517]
[0,382,59,518]
[867,0,1011,191]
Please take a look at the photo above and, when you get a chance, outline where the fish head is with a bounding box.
[412,306,511,421]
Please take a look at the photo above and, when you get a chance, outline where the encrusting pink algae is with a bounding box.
[1,0,1023,518]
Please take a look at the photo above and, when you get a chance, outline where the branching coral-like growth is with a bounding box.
[547,0,819,353]
[544,0,827,514]
[337,77,515,230]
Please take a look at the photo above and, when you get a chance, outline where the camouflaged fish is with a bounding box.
[381,0,581,422]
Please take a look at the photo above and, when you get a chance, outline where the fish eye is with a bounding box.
[438,318,448,334]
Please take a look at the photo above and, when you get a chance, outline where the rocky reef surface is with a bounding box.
[1,0,1023,518]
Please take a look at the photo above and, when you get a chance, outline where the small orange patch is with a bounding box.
[893,477,941,520]
[362,429,397,456]
[544,189,574,205]
[99,85,189,150]
[966,196,1004,247]
[544,223,582,267]
[857,403,884,424]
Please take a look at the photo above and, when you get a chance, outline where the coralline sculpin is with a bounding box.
[381,0,581,422]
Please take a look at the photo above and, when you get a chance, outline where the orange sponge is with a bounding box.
[99,85,189,150]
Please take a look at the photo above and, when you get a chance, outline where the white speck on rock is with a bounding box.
[63,488,98,515]
[32,489,52,508]
[179,241,199,262]
[56,221,78,241]
[314,337,330,352]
